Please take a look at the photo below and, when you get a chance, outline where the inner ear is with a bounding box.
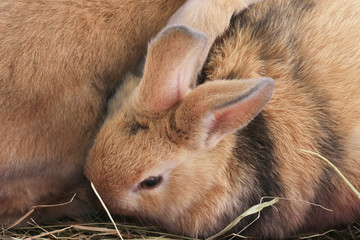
[137,25,207,113]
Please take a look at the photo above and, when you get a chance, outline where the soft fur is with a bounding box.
[86,0,360,238]
[0,0,187,226]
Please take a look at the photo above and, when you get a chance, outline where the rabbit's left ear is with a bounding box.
[176,78,275,148]
[137,25,207,113]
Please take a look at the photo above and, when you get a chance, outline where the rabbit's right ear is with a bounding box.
[137,25,207,112]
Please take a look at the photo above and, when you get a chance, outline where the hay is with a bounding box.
[301,149,360,199]
[91,182,123,240]
[2,216,359,239]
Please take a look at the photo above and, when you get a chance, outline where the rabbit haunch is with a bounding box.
[86,0,360,238]
[0,0,188,226]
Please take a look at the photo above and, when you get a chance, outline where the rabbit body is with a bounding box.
[0,0,187,226]
[86,0,360,238]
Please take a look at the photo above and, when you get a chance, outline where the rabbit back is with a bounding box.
[0,0,185,225]
[200,0,360,235]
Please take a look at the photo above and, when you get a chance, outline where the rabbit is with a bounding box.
[85,0,360,238]
[0,0,190,226]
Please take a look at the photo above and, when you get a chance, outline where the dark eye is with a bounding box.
[139,176,162,189]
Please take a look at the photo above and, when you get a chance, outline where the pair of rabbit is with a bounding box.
[86,0,360,238]
[0,0,259,227]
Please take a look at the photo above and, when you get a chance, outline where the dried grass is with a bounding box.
[2,214,358,240]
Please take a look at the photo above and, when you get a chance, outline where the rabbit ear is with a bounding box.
[138,25,207,112]
[176,78,275,148]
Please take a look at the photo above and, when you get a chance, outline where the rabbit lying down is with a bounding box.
[86,0,360,238]
[0,0,190,226]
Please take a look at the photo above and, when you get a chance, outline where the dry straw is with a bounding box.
[206,198,279,240]
[91,182,124,240]
[301,149,360,199]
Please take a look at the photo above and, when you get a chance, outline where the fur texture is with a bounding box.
[86,0,360,238]
[0,0,187,226]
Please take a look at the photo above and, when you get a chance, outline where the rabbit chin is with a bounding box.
[117,204,226,238]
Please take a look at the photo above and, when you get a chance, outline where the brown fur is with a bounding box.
[0,0,187,226]
[86,0,360,238]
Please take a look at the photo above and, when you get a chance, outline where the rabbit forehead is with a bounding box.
[98,114,179,183]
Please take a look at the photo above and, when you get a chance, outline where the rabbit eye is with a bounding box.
[139,176,162,189]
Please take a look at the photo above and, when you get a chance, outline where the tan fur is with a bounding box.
[205,0,360,234]
[86,0,360,238]
[0,0,187,226]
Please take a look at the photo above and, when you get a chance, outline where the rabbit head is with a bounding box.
[85,25,274,236]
